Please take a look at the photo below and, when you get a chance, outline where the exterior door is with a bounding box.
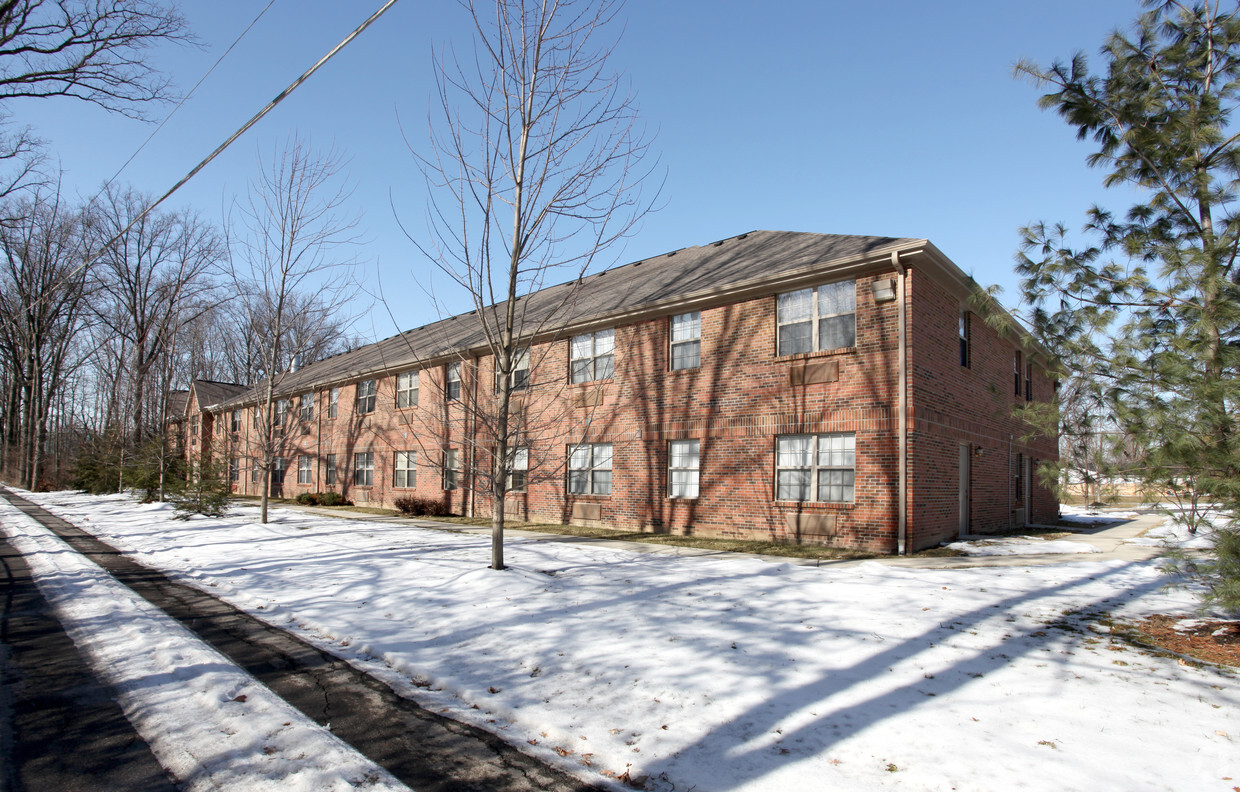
[958,444,970,537]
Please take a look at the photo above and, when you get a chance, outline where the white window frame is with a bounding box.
[229,457,239,483]
[271,456,287,485]
[775,433,855,503]
[670,312,701,371]
[356,379,377,414]
[667,439,700,499]
[328,387,338,418]
[299,393,313,421]
[353,451,374,487]
[570,329,615,383]
[776,280,856,356]
[443,449,459,490]
[273,399,288,427]
[446,362,461,401]
[325,453,337,486]
[568,443,613,496]
[394,450,417,488]
[230,410,241,433]
[507,447,529,492]
[297,454,313,485]
[496,350,530,392]
[396,371,419,408]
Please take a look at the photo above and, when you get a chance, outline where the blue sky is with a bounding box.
[14,0,1144,340]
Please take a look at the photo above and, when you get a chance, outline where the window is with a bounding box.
[229,457,239,483]
[568,443,613,495]
[668,439,700,499]
[777,280,856,355]
[250,457,259,484]
[395,450,417,488]
[297,455,313,485]
[1015,453,1025,502]
[328,387,338,418]
[959,312,970,367]
[396,371,419,407]
[507,447,528,492]
[446,362,461,401]
[189,416,199,444]
[443,449,459,490]
[299,393,313,421]
[230,410,241,433]
[1025,361,1033,401]
[570,329,615,383]
[271,457,286,485]
[274,399,288,426]
[325,453,337,486]
[497,350,530,392]
[775,433,855,503]
[670,312,701,371]
[357,379,377,414]
[1014,350,1023,397]
[353,451,374,487]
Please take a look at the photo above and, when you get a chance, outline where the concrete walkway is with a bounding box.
[277,501,1172,570]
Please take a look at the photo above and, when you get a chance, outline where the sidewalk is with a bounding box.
[279,501,1170,570]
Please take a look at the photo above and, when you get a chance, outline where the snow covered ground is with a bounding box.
[7,490,1240,791]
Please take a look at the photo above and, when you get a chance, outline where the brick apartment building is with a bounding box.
[177,231,1059,553]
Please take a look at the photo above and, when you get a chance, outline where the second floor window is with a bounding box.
[959,312,970,368]
[230,410,241,433]
[299,393,313,421]
[329,387,338,418]
[357,379,377,414]
[571,329,615,383]
[273,400,288,427]
[496,350,530,392]
[777,279,856,355]
[396,371,419,407]
[670,312,701,371]
[446,362,461,401]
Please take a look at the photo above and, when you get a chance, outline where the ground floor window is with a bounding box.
[271,457,287,486]
[250,457,259,484]
[325,453,337,486]
[229,457,239,483]
[507,447,528,492]
[667,439,700,499]
[395,450,416,488]
[443,449,459,490]
[775,433,855,502]
[569,443,613,495]
[297,455,313,485]
[354,451,374,487]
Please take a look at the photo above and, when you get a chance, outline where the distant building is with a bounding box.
[177,231,1058,553]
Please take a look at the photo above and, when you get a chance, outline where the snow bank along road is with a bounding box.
[5,488,1240,791]
[0,488,597,792]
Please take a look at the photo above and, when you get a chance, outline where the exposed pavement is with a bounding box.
[0,488,599,792]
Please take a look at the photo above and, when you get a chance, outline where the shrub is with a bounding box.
[295,492,321,506]
[318,491,349,507]
[394,496,450,517]
[172,458,230,520]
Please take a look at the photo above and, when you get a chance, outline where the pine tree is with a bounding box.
[1016,0,1240,612]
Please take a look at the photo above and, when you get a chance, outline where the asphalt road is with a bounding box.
[0,488,599,792]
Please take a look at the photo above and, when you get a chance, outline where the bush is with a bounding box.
[318,491,349,507]
[295,492,321,506]
[172,457,230,520]
[394,496,450,517]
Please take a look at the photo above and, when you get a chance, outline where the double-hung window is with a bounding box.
[394,450,416,488]
[299,393,313,421]
[1025,361,1033,401]
[396,371,419,407]
[297,455,313,485]
[325,453,337,486]
[507,447,529,492]
[777,279,856,355]
[357,379,377,414]
[568,443,613,495]
[446,362,461,401]
[775,433,855,503]
[273,399,288,427]
[229,457,239,483]
[443,449,459,490]
[328,387,338,418]
[959,312,970,368]
[570,329,615,383]
[667,439,700,499]
[230,410,241,433]
[354,451,374,487]
[670,312,701,371]
[271,457,287,485]
[250,457,260,484]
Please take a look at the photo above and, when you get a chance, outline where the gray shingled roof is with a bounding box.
[217,230,918,409]
[192,379,249,410]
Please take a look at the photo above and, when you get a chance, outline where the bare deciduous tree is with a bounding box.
[230,135,360,524]
[412,0,655,570]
